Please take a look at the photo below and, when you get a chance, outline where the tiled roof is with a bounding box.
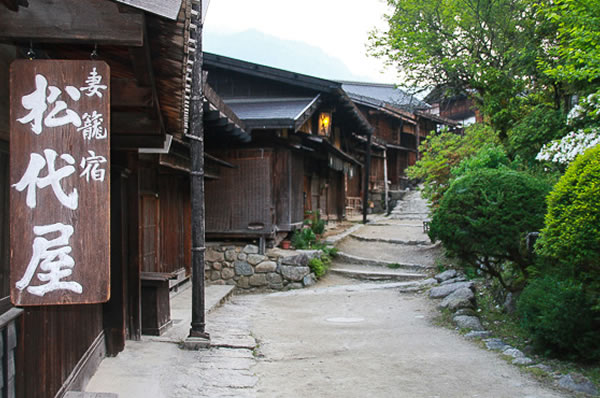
[341,81,430,111]
[224,97,319,129]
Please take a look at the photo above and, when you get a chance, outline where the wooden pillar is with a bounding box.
[127,153,141,341]
[416,117,421,161]
[362,133,371,224]
[104,165,130,355]
[383,148,389,213]
[186,0,210,345]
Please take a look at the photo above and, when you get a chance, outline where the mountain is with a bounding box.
[203,29,369,82]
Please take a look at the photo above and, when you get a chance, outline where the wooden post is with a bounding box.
[383,148,389,213]
[362,133,371,224]
[416,117,421,161]
[185,0,210,347]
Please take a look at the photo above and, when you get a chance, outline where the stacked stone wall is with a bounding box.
[205,243,321,291]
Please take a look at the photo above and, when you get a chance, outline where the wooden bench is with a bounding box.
[141,272,174,336]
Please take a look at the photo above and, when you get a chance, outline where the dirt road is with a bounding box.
[247,280,566,398]
[244,190,567,397]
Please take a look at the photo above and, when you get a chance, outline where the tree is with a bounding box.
[538,0,600,89]
[407,123,498,206]
[369,0,553,135]
[429,168,551,291]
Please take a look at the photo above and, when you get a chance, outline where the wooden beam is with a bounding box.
[111,79,153,108]
[128,26,165,136]
[0,0,144,46]
[111,134,165,150]
[205,153,237,169]
[203,82,246,130]
[113,0,182,20]
[112,112,162,135]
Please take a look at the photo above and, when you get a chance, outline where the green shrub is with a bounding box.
[311,210,326,235]
[429,168,551,290]
[291,228,317,249]
[535,145,600,308]
[320,246,338,258]
[407,123,499,206]
[451,143,512,178]
[507,104,567,164]
[304,210,326,235]
[517,275,600,360]
[309,257,328,278]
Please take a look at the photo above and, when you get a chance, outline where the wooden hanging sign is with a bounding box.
[10,60,111,306]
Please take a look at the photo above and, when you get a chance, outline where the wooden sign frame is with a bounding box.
[10,60,110,306]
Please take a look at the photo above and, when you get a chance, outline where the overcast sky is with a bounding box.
[203,0,398,83]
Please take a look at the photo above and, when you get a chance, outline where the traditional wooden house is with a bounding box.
[341,82,457,193]
[425,86,482,128]
[202,53,373,248]
[0,1,240,396]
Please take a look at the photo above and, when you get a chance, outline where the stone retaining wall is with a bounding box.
[205,243,321,291]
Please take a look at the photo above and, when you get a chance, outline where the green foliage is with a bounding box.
[321,246,338,258]
[407,123,498,206]
[535,145,600,309]
[429,168,551,290]
[517,275,600,360]
[387,263,402,269]
[291,228,317,250]
[304,210,326,235]
[451,144,512,178]
[369,0,552,134]
[507,104,568,164]
[308,258,328,279]
[538,0,600,88]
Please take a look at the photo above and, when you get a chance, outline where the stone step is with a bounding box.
[349,233,431,246]
[324,224,363,245]
[330,265,428,282]
[333,252,428,272]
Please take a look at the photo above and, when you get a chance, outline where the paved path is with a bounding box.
[87,189,569,397]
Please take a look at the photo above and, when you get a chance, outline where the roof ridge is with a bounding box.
[225,97,316,104]
[339,80,398,88]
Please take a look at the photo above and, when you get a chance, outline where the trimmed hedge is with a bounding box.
[535,145,600,299]
[517,275,599,360]
[429,168,550,289]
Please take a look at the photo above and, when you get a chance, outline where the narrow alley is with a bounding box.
[86,190,568,398]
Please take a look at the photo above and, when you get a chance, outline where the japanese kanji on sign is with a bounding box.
[10,60,110,306]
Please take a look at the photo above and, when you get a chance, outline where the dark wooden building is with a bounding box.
[203,53,373,246]
[0,1,244,396]
[342,82,457,192]
[425,86,482,128]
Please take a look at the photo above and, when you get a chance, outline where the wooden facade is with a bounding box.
[0,1,246,396]
[203,54,371,245]
[425,86,483,128]
[342,82,457,192]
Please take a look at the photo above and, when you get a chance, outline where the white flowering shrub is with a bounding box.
[536,91,600,165]
[536,129,600,164]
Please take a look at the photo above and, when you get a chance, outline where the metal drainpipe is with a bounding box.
[362,132,371,224]
[188,0,210,342]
